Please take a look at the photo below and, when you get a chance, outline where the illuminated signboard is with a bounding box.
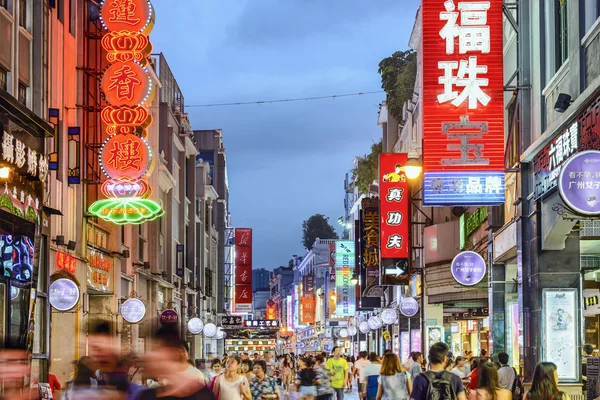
[234,228,253,313]
[335,241,356,316]
[379,154,410,285]
[88,0,163,224]
[422,0,505,206]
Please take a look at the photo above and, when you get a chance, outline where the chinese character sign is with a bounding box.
[234,228,253,313]
[88,0,163,225]
[423,0,505,206]
[379,154,411,285]
[335,241,356,317]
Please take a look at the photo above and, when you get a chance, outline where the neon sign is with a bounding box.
[422,0,505,206]
[89,0,162,225]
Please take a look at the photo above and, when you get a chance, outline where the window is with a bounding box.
[555,0,568,67]
[544,0,569,83]
[57,0,63,23]
[69,0,76,34]
[0,68,7,91]
[18,82,27,105]
[138,225,145,262]
[0,0,8,11]
[583,0,600,33]
[19,0,26,28]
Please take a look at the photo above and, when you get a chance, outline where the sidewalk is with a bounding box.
[279,386,361,400]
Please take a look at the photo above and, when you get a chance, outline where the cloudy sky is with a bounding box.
[151,0,419,268]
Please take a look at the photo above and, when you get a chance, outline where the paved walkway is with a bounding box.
[279,386,360,400]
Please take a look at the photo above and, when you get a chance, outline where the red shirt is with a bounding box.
[49,374,61,397]
[469,369,478,390]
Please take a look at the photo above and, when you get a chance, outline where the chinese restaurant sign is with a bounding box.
[558,150,600,216]
[335,241,356,316]
[234,228,253,313]
[379,154,410,285]
[88,0,163,224]
[87,247,112,292]
[56,251,77,274]
[422,0,505,206]
[359,197,382,309]
[301,274,316,324]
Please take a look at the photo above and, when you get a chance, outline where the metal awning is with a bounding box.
[0,88,54,138]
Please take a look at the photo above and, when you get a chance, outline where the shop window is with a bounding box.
[0,68,6,91]
[18,81,27,105]
[18,0,26,29]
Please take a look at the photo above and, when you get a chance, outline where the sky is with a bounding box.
[151,0,420,269]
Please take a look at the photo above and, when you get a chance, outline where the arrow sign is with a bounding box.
[385,266,405,277]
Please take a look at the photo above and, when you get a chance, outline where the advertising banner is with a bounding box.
[360,197,383,303]
[234,228,253,313]
[56,251,77,274]
[335,241,356,316]
[301,294,316,324]
[558,150,600,216]
[379,154,410,285]
[87,247,112,292]
[543,289,578,381]
[422,0,505,206]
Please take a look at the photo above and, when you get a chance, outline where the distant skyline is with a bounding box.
[151,0,420,269]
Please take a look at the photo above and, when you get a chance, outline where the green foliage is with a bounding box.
[302,214,339,250]
[351,140,383,195]
[378,50,418,120]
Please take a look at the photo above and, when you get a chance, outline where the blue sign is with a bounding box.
[424,171,505,206]
[49,278,80,312]
[121,298,146,323]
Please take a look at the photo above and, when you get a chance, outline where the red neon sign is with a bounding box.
[102,62,151,107]
[100,134,151,179]
[379,153,409,260]
[100,0,153,33]
[101,105,152,136]
[234,228,253,313]
[102,31,152,65]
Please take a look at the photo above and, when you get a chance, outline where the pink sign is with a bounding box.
[411,329,422,353]
[401,332,410,362]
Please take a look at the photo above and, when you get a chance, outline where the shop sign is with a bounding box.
[493,220,517,261]
[159,309,178,326]
[401,332,410,362]
[56,251,76,274]
[347,326,357,336]
[360,197,382,299]
[358,321,370,333]
[121,298,145,323]
[368,316,383,330]
[329,243,336,282]
[422,0,505,206]
[543,289,578,381]
[222,315,243,327]
[382,330,391,341]
[558,150,600,216]
[87,248,112,292]
[243,320,280,328]
[89,0,163,225]
[234,228,253,313]
[583,289,600,317]
[339,328,349,338]
[451,251,486,286]
[459,207,488,249]
[301,293,316,324]
[303,274,315,293]
[266,300,276,320]
[10,286,19,300]
[287,295,294,331]
[1,235,35,285]
[411,329,422,352]
[410,273,422,298]
[49,278,80,311]
[379,154,410,286]
[400,297,419,317]
[203,323,217,338]
[380,308,398,325]
[335,241,356,316]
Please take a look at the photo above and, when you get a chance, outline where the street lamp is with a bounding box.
[350,272,358,285]
[403,150,422,180]
[0,167,10,179]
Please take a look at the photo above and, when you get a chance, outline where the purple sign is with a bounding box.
[401,332,410,362]
[160,309,179,326]
[49,278,80,311]
[451,251,486,286]
[121,298,146,324]
[400,297,419,317]
[559,150,600,216]
[411,329,422,352]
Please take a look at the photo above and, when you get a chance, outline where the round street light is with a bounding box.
[403,156,422,180]
[350,273,358,285]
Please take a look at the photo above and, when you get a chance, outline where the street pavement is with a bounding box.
[279,386,360,400]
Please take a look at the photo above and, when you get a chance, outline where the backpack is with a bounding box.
[423,371,456,400]
[511,368,524,400]
[366,374,379,395]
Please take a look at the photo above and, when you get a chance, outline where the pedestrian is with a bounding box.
[376,353,411,400]
[242,359,255,383]
[296,357,318,400]
[496,352,516,391]
[325,346,348,400]
[180,343,207,384]
[0,346,36,400]
[212,355,252,400]
[353,351,371,394]
[524,362,570,400]
[451,357,469,380]
[409,352,423,381]
[48,362,62,398]
[469,358,481,391]
[139,327,214,400]
[346,356,355,392]
[206,359,222,388]
[320,351,328,365]
[314,355,334,400]
[265,353,276,377]
[282,354,295,394]
[362,353,382,400]
[410,342,467,400]
[468,361,511,400]
[249,360,280,400]
[128,356,144,385]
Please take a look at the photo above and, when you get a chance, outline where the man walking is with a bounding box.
[353,351,370,394]
[497,352,516,391]
[410,343,466,400]
[326,346,348,400]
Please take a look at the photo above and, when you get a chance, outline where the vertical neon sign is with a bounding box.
[88,0,163,224]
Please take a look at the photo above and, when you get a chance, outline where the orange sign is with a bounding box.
[302,293,316,324]
[100,0,154,33]
[56,251,76,274]
[101,177,151,199]
[266,300,276,320]
[101,105,152,136]
[102,62,151,107]
[100,134,151,179]
[102,31,152,65]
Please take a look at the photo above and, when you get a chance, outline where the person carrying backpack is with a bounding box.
[410,342,467,400]
[362,353,382,400]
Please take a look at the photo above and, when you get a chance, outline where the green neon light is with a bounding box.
[88,197,164,225]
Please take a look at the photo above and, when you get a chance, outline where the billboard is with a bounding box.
[359,197,383,309]
[234,228,252,313]
[335,241,356,316]
[422,0,505,206]
[379,154,410,285]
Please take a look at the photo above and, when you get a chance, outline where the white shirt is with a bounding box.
[354,359,371,382]
[361,363,381,384]
[219,374,244,400]
[182,365,206,384]
[497,365,516,391]
[450,366,468,379]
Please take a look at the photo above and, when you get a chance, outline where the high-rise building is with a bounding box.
[253,268,270,291]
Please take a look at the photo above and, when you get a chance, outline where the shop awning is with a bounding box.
[0,88,54,138]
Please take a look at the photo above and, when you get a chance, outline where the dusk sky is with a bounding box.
[151,0,419,269]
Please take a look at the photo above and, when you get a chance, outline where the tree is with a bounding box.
[378,50,417,120]
[302,214,339,250]
[350,140,382,195]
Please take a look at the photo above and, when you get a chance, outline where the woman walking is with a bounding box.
[346,356,355,392]
[314,355,334,400]
[296,357,318,400]
[467,361,511,400]
[212,355,252,400]
[524,362,570,400]
[282,354,295,395]
[376,353,411,400]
